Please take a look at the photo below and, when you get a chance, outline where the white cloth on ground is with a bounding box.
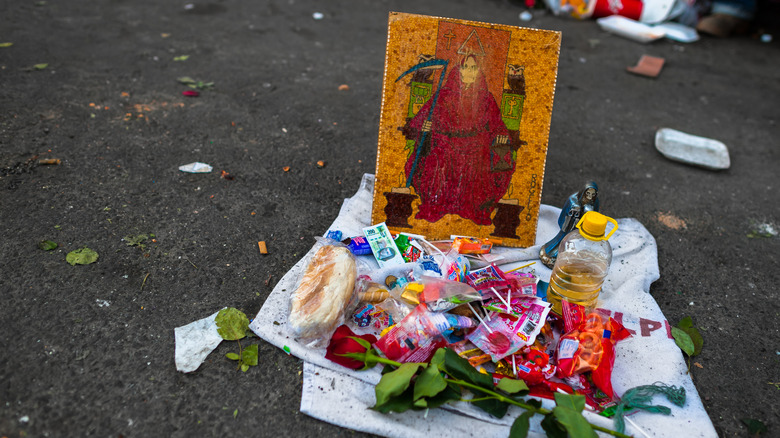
[249,174,716,438]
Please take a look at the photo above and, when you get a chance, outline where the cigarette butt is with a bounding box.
[38,158,61,165]
[258,241,268,254]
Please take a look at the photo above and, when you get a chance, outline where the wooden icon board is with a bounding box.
[371,12,561,247]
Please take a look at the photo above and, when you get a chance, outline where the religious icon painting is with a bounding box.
[371,12,561,247]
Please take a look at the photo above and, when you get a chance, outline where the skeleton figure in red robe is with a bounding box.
[402,54,515,226]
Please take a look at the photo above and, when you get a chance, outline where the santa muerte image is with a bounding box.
[398,23,522,226]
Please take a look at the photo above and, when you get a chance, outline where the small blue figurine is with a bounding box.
[539,182,600,268]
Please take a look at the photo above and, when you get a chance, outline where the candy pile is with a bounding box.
[289,225,632,413]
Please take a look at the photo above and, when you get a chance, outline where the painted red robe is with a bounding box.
[404,68,515,226]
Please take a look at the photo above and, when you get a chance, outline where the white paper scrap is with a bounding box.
[174,310,223,373]
[178,162,213,173]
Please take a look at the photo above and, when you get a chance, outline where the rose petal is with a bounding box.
[182,90,200,97]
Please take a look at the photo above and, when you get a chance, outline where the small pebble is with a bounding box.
[519,11,533,22]
[312,12,324,20]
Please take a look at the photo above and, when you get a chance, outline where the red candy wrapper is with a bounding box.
[554,301,631,399]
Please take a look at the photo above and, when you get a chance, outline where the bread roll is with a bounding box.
[289,245,357,342]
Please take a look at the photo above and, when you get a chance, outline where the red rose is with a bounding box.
[325,325,377,370]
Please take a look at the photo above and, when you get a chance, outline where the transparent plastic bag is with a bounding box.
[288,238,358,346]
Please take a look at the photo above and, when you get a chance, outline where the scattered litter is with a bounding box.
[182,90,199,97]
[184,3,194,10]
[283,166,291,172]
[338,84,350,91]
[96,299,110,307]
[317,160,326,168]
[19,416,29,424]
[179,162,213,173]
[161,33,171,38]
[66,247,99,266]
[747,222,777,238]
[312,12,324,20]
[38,158,61,165]
[519,11,533,22]
[761,34,772,43]
[627,55,665,78]
[175,310,224,373]
[258,241,268,254]
[653,22,699,43]
[597,16,664,43]
[597,16,699,44]
[220,170,234,180]
[655,128,730,170]
[283,345,291,355]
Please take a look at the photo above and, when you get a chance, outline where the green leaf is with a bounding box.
[373,383,416,414]
[441,348,494,390]
[0,42,12,48]
[497,378,529,395]
[741,418,767,435]
[241,344,258,366]
[178,76,197,85]
[552,394,596,438]
[672,327,695,356]
[66,247,99,265]
[374,363,422,407]
[173,55,190,61]
[554,393,586,412]
[124,233,149,248]
[38,240,58,251]
[240,363,249,372]
[225,352,240,361]
[423,381,461,410]
[509,411,534,438]
[233,408,239,418]
[413,362,447,401]
[680,326,703,356]
[473,397,509,419]
[215,308,249,341]
[678,316,694,330]
[430,347,446,370]
[540,412,568,438]
[33,63,48,70]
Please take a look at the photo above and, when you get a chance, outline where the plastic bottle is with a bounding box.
[547,211,618,314]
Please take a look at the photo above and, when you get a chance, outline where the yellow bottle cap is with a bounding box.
[576,211,618,241]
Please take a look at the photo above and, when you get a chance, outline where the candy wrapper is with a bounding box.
[416,276,482,312]
[349,302,394,332]
[374,305,475,363]
[288,239,359,346]
[394,233,423,262]
[466,298,551,362]
[451,237,493,254]
[555,301,632,399]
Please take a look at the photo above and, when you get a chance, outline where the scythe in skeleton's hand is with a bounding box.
[395,59,449,188]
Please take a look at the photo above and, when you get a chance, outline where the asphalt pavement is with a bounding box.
[1,1,779,437]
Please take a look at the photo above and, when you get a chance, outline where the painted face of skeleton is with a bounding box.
[460,57,479,86]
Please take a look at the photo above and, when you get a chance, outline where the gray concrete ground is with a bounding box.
[1,0,779,437]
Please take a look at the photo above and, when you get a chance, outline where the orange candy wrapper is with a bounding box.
[555,300,631,399]
[451,237,494,255]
